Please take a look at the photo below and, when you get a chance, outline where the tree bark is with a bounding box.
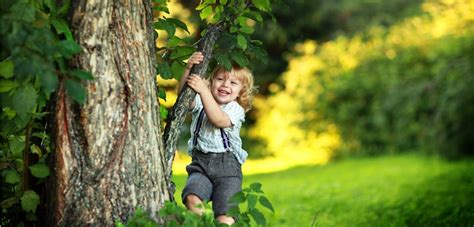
[46,0,170,225]
[162,24,224,198]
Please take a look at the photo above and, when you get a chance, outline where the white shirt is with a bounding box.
[187,95,248,164]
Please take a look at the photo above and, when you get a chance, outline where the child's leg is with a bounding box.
[212,176,242,224]
[181,172,212,215]
[184,194,205,215]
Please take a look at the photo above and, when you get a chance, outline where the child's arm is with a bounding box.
[187,74,232,128]
[178,52,204,94]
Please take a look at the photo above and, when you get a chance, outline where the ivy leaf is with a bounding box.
[58,40,82,58]
[157,62,172,79]
[30,144,43,159]
[1,197,18,209]
[10,1,35,22]
[12,84,37,115]
[0,80,18,93]
[44,0,57,11]
[250,182,263,193]
[237,34,247,50]
[20,190,40,213]
[69,70,94,80]
[5,169,21,184]
[29,163,50,178]
[229,191,246,204]
[50,17,74,41]
[259,195,274,213]
[0,59,14,78]
[249,209,266,226]
[65,79,86,103]
[39,70,58,93]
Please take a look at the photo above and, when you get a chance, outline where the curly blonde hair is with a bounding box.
[209,65,257,112]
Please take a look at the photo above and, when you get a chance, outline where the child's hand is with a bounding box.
[186,52,204,70]
[187,74,209,94]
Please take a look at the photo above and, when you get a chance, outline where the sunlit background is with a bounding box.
[157,0,473,225]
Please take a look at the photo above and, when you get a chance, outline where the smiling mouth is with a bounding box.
[218,90,230,95]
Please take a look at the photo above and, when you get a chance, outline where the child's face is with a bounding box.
[211,70,242,105]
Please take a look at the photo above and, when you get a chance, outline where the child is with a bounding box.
[178,52,256,225]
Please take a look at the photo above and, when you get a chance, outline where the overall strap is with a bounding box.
[192,109,206,146]
[193,108,231,151]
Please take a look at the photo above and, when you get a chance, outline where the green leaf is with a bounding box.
[0,60,14,78]
[230,26,239,33]
[240,25,254,35]
[248,44,268,64]
[20,190,40,212]
[168,36,182,48]
[231,51,249,67]
[8,136,25,158]
[10,1,36,22]
[158,87,167,101]
[30,144,42,158]
[12,84,38,115]
[5,169,21,184]
[50,17,74,41]
[29,163,50,178]
[167,18,189,33]
[157,62,172,79]
[1,197,18,209]
[154,19,176,37]
[249,209,266,226]
[247,194,257,210]
[196,3,207,10]
[229,191,246,204]
[259,196,274,213]
[0,80,18,93]
[44,0,57,11]
[65,79,86,103]
[215,53,232,71]
[39,70,59,93]
[170,46,195,61]
[2,107,16,119]
[227,206,240,217]
[237,34,247,50]
[250,182,263,193]
[200,6,213,20]
[58,40,82,58]
[171,61,185,80]
[69,70,94,80]
[243,11,263,23]
[252,0,271,12]
[153,5,169,14]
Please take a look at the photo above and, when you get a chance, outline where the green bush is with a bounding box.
[117,183,274,227]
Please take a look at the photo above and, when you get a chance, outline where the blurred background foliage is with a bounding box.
[168,0,473,170]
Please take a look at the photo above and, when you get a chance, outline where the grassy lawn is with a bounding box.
[172,153,474,226]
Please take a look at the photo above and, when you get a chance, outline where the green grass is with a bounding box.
[172,153,474,226]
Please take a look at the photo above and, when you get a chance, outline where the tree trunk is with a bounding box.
[46,0,170,225]
[162,24,224,197]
